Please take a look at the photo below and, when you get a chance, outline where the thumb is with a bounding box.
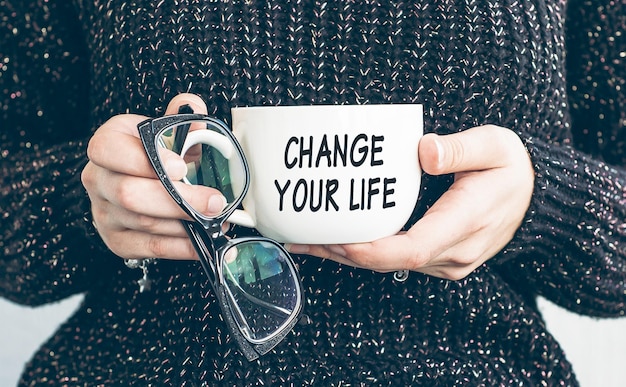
[418,125,520,175]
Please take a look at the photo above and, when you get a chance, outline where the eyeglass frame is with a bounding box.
[137,113,304,361]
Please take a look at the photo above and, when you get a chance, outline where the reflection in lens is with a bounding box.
[156,121,246,215]
[222,241,300,342]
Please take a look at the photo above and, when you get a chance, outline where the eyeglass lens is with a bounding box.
[157,120,246,215]
[223,241,300,341]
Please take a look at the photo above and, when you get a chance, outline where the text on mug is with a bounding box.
[274,133,399,213]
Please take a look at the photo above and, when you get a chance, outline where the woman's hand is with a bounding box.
[285,125,535,280]
[81,93,225,260]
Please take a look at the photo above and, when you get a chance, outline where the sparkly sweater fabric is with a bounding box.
[1,0,626,385]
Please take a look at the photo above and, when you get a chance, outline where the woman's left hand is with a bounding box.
[285,125,534,280]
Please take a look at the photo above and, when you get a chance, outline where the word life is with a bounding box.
[274,133,398,212]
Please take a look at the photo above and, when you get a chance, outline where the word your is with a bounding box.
[274,133,398,212]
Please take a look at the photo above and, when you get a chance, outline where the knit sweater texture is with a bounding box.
[1,0,625,385]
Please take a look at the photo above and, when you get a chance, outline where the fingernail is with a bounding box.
[207,194,227,214]
[433,137,445,171]
[284,244,309,254]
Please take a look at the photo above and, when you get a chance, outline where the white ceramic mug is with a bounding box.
[184,104,423,244]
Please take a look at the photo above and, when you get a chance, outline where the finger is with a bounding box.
[403,166,527,271]
[287,234,422,273]
[164,93,209,115]
[103,229,199,260]
[419,125,523,175]
[87,115,188,181]
[95,168,226,219]
[94,200,189,238]
[339,189,481,272]
[285,244,371,270]
[87,92,210,177]
[291,239,478,279]
[287,233,483,280]
[87,115,151,175]
[414,234,495,280]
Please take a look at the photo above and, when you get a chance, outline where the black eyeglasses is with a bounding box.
[138,113,304,361]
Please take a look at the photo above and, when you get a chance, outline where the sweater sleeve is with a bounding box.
[495,0,626,317]
[0,1,117,306]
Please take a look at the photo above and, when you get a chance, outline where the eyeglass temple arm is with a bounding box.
[170,105,194,151]
[181,220,217,282]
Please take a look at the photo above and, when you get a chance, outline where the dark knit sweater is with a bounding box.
[1,0,625,385]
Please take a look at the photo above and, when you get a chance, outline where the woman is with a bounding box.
[1,1,624,385]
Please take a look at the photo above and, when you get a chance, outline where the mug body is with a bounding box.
[231,104,423,244]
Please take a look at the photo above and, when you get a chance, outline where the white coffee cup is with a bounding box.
[184,104,423,244]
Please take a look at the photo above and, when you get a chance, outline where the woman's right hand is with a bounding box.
[81,93,226,260]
